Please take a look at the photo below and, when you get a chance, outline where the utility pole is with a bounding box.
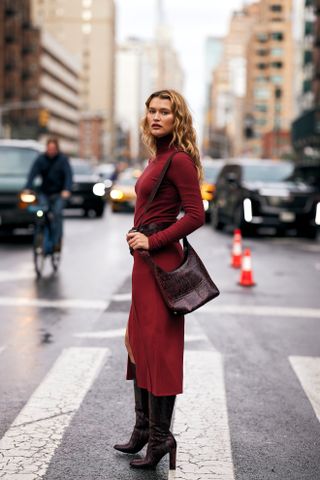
[0,101,41,139]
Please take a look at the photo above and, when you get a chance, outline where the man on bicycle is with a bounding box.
[23,138,73,253]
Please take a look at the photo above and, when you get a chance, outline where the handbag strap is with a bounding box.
[143,150,183,215]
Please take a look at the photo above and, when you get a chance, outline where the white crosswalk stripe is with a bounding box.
[170,350,235,480]
[0,347,108,479]
[289,355,320,423]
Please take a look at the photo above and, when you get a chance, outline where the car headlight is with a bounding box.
[110,189,124,200]
[243,198,253,222]
[203,199,209,211]
[20,192,37,203]
[315,202,320,225]
[93,182,106,196]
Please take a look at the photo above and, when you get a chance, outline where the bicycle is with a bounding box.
[21,191,62,278]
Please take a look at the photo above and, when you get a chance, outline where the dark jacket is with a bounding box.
[25,152,73,194]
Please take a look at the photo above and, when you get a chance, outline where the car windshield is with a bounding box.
[290,166,320,186]
[203,164,221,183]
[0,147,39,176]
[242,163,294,182]
[72,162,94,175]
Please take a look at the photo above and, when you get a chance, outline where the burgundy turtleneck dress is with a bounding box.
[126,135,205,396]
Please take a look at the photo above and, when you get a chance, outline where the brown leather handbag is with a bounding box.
[138,152,220,315]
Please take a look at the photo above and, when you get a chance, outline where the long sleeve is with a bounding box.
[63,157,73,191]
[25,156,42,189]
[148,152,205,250]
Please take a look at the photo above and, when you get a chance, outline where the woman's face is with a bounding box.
[147,97,174,138]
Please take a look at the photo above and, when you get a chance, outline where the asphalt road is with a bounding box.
[0,207,319,480]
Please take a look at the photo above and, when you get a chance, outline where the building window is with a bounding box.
[271,48,283,56]
[275,87,282,98]
[271,61,283,68]
[82,23,92,34]
[256,118,267,126]
[271,32,284,41]
[275,103,281,112]
[270,4,282,11]
[254,88,270,99]
[257,49,269,56]
[255,76,269,82]
[271,75,283,84]
[256,33,268,43]
[255,104,268,112]
[257,63,268,70]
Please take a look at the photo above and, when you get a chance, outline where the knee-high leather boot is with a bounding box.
[114,369,149,454]
[130,393,176,470]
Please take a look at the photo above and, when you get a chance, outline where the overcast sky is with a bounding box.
[115,0,244,135]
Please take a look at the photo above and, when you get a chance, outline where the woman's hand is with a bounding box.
[126,231,149,251]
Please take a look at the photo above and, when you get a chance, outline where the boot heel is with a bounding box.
[169,445,176,470]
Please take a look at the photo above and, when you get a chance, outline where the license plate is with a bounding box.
[280,211,295,222]
[70,195,84,205]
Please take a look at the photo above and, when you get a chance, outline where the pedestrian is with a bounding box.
[23,137,73,253]
[114,89,205,470]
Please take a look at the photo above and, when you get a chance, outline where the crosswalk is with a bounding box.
[0,343,320,478]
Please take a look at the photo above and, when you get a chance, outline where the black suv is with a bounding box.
[211,159,320,238]
[68,159,107,217]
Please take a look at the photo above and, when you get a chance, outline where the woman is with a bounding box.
[114,89,205,470]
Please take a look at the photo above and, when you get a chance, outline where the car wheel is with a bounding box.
[95,206,105,218]
[211,205,224,230]
[299,226,318,240]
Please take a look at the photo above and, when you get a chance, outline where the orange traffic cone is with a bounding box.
[239,248,255,287]
[231,229,242,268]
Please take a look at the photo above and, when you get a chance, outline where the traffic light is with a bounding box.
[39,109,49,127]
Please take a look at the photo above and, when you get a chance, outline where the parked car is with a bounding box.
[0,139,43,233]
[109,168,141,212]
[211,158,320,238]
[201,158,224,222]
[68,158,107,217]
[94,162,114,195]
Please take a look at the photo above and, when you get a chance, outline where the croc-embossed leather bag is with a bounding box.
[138,152,220,315]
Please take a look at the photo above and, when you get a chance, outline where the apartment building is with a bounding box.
[244,0,294,157]
[31,0,116,159]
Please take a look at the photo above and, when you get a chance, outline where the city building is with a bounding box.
[0,0,41,139]
[0,1,80,154]
[115,1,183,162]
[202,37,224,156]
[31,0,116,159]
[292,0,320,155]
[244,0,294,158]
[39,31,80,155]
[115,39,155,161]
[206,3,259,157]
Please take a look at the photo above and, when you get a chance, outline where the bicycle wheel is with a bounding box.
[34,229,45,278]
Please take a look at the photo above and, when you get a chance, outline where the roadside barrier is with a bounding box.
[239,248,255,287]
[231,228,242,268]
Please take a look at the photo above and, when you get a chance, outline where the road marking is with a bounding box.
[74,328,125,339]
[289,356,320,423]
[0,297,109,310]
[0,270,34,283]
[0,347,108,478]
[112,293,131,301]
[170,350,234,480]
[73,329,208,343]
[201,304,320,319]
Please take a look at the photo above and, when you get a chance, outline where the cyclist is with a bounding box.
[23,137,73,253]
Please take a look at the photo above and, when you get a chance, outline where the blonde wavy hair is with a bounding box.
[141,89,203,181]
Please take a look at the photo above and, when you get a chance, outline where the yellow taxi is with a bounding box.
[110,168,141,212]
[201,158,224,221]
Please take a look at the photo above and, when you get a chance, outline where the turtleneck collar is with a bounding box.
[156,134,175,154]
